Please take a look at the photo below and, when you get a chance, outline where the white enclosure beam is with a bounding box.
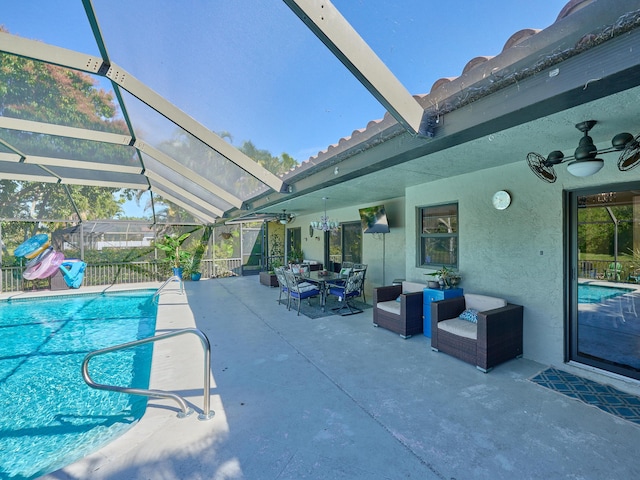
[62,177,147,189]
[146,170,225,218]
[136,142,243,209]
[283,0,425,135]
[106,65,285,192]
[0,32,285,195]
[150,187,218,224]
[0,116,132,145]
[25,155,142,174]
[0,172,58,183]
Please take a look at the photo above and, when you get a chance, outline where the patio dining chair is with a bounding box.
[283,269,320,316]
[274,267,290,308]
[328,269,365,316]
[352,263,368,302]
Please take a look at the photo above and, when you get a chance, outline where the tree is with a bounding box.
[0,28,131,231]
[238,140,297,176]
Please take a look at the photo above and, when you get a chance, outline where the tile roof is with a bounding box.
[282,0,595,180]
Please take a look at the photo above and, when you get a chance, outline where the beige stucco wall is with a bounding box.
[406,157,637,366]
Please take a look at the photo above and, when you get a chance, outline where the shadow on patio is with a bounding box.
[184,277,640,480]
[47,277,640,480]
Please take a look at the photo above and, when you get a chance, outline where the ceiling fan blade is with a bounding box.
[527,152,557,183]
[617,134,640,171]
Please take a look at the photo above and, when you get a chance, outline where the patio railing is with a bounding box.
[0,257,244,293]
[578,259,638,282]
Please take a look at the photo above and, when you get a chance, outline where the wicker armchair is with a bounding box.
[373,281,425,338]
[431,293,523,372]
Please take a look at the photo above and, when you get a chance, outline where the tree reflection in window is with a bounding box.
[419,203,458,267]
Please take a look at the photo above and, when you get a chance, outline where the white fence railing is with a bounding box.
[0,258,244,293]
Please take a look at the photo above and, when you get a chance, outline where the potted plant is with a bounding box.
[425,266,461,289]
[187,243,206,281]
[288,247,304,265]
[260,259,283,287]
[156,232,191,278]
[181,252,204,281]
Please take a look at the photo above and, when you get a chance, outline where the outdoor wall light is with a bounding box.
[527,120,640,183]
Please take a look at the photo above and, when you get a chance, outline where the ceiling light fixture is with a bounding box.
[310,197,339,232]
[526,120,640,183]
[276,209,295,225]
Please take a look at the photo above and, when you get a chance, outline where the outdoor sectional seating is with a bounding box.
[430,293,524,372]
[373,281,425,338]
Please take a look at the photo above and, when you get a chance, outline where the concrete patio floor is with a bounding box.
[48,276,640,480]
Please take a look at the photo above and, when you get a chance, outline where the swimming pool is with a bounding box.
[578,284,635,304]
[0,289,157,479]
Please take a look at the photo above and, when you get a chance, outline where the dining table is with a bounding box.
[304,270,347,311]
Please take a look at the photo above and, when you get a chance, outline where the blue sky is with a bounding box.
[3,1,569,163]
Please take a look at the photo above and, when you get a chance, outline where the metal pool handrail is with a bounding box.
[82,327,215,421]
[152,275,183,303]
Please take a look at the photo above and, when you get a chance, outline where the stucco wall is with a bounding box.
[406,157,635,366]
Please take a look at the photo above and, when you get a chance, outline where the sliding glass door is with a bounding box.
[569,186,640,380]
[326,222,362,272]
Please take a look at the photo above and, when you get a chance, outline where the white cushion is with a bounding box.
[297,284,317,293]
[402,281,426,294]
[438,318,477,340]
[376,300,401,315]
[464,294,506,312]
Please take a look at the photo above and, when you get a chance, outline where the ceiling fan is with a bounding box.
[526,120,640,183]
[274,209,295,225]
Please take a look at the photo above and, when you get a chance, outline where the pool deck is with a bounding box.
[42,276,640,480]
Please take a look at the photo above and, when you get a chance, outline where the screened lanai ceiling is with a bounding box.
[0,0,435,224]
[2,1,640,225]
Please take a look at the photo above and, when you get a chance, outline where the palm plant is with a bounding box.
[156,232,191,269]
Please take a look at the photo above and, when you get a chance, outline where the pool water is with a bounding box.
[0,290,157,479]
[578,284,634,304]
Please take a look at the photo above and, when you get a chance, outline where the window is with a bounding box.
[419,203,458,267]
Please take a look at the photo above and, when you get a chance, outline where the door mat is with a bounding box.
[530,367,640,426]
[278,297,371,319]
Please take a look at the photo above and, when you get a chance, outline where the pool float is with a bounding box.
[35,251,65,279]
[23,249,54,280]
[24,240,51,259]
[23,250,64,280]
[59,259,87,289]
[25,246,53,268]
[14,234,49,258]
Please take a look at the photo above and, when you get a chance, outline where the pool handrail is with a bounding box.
[82,327,214,421]
[152,275,183,303]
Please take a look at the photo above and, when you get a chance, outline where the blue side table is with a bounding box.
[423,287,463,337]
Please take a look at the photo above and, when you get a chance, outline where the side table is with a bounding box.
[423,287,463,338]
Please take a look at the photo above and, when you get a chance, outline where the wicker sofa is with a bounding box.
[431,293,523,372]
[373,281,425,338]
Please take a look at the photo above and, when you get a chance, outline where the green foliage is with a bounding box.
[0,44,129,221]
[288,246,304,264]
[186,226,211,274]
[578,205,634,256]
[239,140,297,176]
[155,232,192,268]
[214,226,239,259]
